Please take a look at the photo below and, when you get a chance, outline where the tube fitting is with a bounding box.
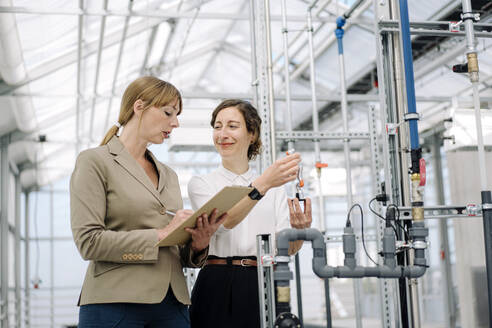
[467,52,479,82]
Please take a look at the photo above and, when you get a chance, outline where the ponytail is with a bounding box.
[100,125,120,146]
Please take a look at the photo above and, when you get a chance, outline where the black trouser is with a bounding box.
[190,256,260,328]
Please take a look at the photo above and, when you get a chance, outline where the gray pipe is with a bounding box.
[276,228,428,279]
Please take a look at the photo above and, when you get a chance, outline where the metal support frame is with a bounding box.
[103,0,134,136]
[24,191,30,328]
[257,235,276,328]
[49,185,54,328]
[14,174,21,328]
[1,135,10,328]
[89,0,109,144]
[76,0,83,156]
[0,6,370,23]
[429,134,456,327]
[368,106,393,328]
[251,0,275,170]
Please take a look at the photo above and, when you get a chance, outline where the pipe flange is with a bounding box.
[274,312,301,328]
[275,256,291,263]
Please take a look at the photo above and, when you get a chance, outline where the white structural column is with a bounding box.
[14,175,21,328]
[1,136,9,328]
[251,0,276,170]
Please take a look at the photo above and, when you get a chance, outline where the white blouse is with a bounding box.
[187,165,290,257]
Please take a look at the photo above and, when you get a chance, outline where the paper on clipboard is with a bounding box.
[155,185,253,247]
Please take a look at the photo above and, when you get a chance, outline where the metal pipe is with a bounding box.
[272,0,331,69]
[14,175,21,328]
[49,185,54,328]
[334,14,361,328]
[89,0,109,143]
[280,0,294,150]
[248,0,258,108]
[343,0,364,18]
[397,0,419,152]
[1,136,10,328]
[103,0,134,136]
[0,135,10,327]
[461,0,492,322]
[0,6,352,22]
[264,0,277,162]
[431,134,456,327]
[481,190,492,326]
[75,0,83,155]
[307,9,325,232]
[280,2,303,323]
[24,191,30,328]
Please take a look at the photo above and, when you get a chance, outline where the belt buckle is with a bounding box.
[240,259,251,267]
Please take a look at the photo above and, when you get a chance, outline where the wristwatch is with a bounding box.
[248,183,264,200]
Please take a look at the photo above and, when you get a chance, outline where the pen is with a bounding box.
[165,210,176,216]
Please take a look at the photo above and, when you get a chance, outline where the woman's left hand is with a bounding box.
[185,208,228,252]
[288,197,312,229]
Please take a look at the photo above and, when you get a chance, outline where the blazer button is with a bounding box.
[159,207,167,215]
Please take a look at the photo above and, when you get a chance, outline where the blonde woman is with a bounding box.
[188,99,312,328]
[70,76,225,327]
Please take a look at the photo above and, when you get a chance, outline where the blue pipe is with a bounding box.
[335,17,345,55]
[398,0,420,150]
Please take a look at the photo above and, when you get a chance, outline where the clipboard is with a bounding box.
[155,185,253,247]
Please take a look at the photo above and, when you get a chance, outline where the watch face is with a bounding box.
[249,188,262,200]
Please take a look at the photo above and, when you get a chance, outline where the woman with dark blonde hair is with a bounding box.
[71,76,225,327]
[188,99,312,328]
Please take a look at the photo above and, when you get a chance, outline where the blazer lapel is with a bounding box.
[107,136,164,205]
[147,151,166,194]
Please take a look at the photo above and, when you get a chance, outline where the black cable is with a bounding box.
[369,198,399,236]
[387,204,409,240]
[347,203,378,266]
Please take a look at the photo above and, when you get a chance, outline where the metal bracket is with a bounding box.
[276,131,370,141]
[261,254,276,267]
[449,21,462,32]
[398,205,482,219]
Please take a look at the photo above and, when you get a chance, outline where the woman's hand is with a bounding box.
[288,197,312,229]
[253,153,301,195]
[185,209,228,252]
[157,209,193,241]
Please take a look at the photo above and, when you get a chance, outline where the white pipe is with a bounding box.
[264,0,277,162]
[461,0,487,189]
[272,0,331,68]
[280,0,294,152]
[307,9,326,233]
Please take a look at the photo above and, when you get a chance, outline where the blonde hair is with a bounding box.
[100,76,182,146]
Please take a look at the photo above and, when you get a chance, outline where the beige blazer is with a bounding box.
[70,136,207,306]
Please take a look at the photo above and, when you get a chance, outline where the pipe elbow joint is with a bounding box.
[404,265,427,278]
[336,16,346,29]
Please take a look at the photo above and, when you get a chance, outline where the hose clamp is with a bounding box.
[412,241,428,250]
[482,203,492,210]
[404,112,420,121]
[275,256,291,263]
[461,12,480,22]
